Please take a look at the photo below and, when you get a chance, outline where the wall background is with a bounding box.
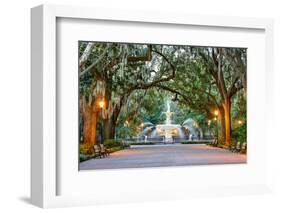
[0,0,280,212]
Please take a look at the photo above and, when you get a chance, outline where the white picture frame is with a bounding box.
[31,4,274,208]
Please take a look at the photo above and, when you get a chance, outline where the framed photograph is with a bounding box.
[31,4,274,208]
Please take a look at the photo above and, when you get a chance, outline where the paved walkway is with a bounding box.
[79,144,246,170]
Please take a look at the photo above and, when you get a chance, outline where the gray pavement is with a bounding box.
[79,144,246,170]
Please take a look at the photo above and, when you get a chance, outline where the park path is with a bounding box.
[79,144,246,170]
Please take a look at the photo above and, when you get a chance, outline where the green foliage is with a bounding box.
[231,90,246,123]
[108,146,123,153]
[130,142,155,145]
[79,143,93,155]
[231,90,246,143]
[232,123,247,143]
[181,141,211,144]
[104,139,122,148]
[79,143,95,162]
[79,41,247,146]
[79,154,90,162]
[140,89,166,124]
[115,124,133,139]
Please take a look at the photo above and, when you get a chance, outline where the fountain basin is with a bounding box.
[156,124,181,136]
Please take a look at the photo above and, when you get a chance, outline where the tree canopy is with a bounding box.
[79,42,247,148]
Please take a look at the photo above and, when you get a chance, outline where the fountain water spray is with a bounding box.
[138,99,186,143]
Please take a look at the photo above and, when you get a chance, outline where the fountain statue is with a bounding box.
[138,99,185,143]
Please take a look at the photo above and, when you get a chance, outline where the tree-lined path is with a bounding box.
[79,43,247,150]
[79,144,246,170]
[79,42,247,168]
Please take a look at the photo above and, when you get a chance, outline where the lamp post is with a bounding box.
[140,123,144,142]
[207,119,211,138]
[214,110,219,144]
[98,99,105,144]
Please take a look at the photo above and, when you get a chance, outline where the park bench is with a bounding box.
[210,138,218,146]
[229,142,236,152]
[240,142,247,154]
[233,141,241,153]
[229,145,236,152]
[93,144,102,158]
[100,144,110,157]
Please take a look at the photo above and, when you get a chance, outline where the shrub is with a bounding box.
[181,141,211,144]
[104,139,122,148]
[130,142,155,145]
[232,123,247,143]
[109,146,123,153]
[79,154,89,162]
[79,143,93,155]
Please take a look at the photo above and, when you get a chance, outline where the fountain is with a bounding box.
[182,118,203,140]
[139,99,186,144]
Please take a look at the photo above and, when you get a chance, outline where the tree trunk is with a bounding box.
[103,117,115,140]
[82,102,97,145]
[222,98,231,147]
[218,106,226,145]
[102,98,122,141]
